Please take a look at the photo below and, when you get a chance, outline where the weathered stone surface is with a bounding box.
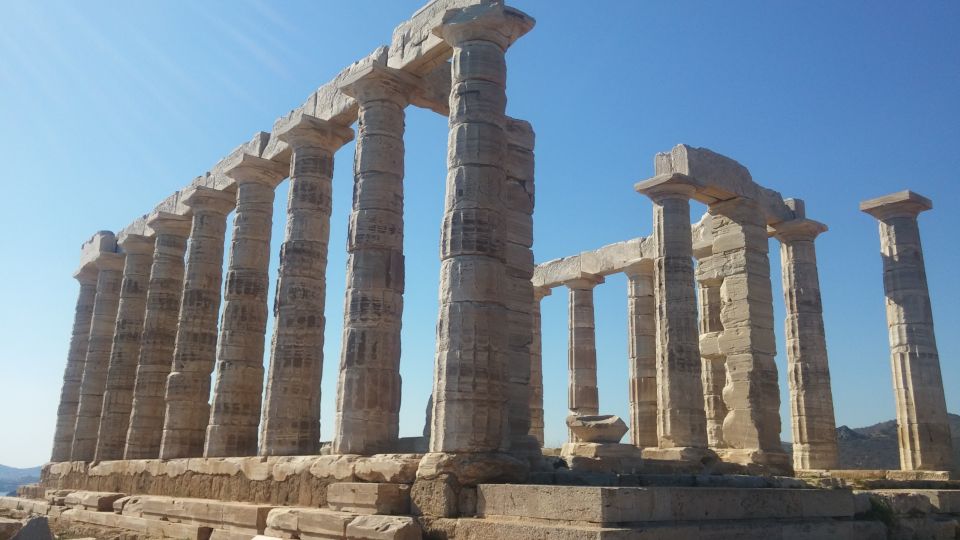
[95,234,155,461]
[565,276,603,443]
[50,266,99,462]
[566,415,628,444]
[533,237,648,289]
[71,252,126,461]
[63,491,126,512]
[333,66,412,456]
[635,174,708,450]
[862,191,953,472]
[0,517,23,539]
[624,263,656,449]
[160,186,235,460]
[416,452,527,487]
[125,212,191,459]
[772,216,838,471]
[327,483,410,515]
[260,116,353,457]
[529,286,550,446]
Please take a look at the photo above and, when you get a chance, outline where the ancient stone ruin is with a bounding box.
[3,1,958,539]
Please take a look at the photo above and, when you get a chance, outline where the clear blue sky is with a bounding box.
[0,1,957,468]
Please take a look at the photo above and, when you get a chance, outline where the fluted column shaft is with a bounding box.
[50,269,99,462]
[639,178,708,449]
[71,252,125,461]
[125,213,191,459]
[332,68,410,455]
[260,116,353,456]
[205,157,287,457]
[774,218,838,471]
[625,263,657,448]
[159,187,235,460]
[697,275,727,449]
[429,6,532,453]
[529,286,550,447]
[566,277,602,442]
[708,198,782,455]
[95,235,155,461]
[862,192,953,471]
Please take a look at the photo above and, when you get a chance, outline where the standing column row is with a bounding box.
[125,212,191,459]
[260,115,353,456]
[95,234,155,461]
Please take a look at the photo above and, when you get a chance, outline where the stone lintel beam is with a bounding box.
[860,190,933,220]
[533,237,648,289]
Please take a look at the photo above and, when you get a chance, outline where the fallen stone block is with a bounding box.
[328,483,410,515]
[63,491,126,512]
[346,515,421,540]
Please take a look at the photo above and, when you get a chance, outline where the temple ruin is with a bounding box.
[3,1,958,539]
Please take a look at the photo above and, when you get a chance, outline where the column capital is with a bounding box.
[772,218,828,243]
[622,260,654,278]
[73,266,99,286]
[93,251,126,273]
[275,113,354,153]
[224,154,289,188]
[339,64,421,106]
[432,4,535,50]
[564,273,604,290]
[861,190,932,220]
[634,173,701,202]
[182,186,236,215]
[533,285,552,301]
[117,233,155,255]
[146,211,192,237]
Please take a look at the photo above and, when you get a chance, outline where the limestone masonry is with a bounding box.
[11,1,956,539]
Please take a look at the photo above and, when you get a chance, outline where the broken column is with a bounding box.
[772,207,838,471]
[861,190,954,471]
[634,174,709,454]
[71,251,126,461]
[331,66,411,456]
[205,155,288,458]
[624,262,658,449]
[427,4,534,456]
[260,115,353,457]
[50,266,100,462]
[694,231,728,450]
[95,234,155,461]
[125,212,191,459]
[565,275,603,442]
[529,286,551,447]
[159,186,235,460]
[707,197,787,470]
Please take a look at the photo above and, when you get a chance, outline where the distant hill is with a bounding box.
[0,464,41,496]
[834,413,960,470]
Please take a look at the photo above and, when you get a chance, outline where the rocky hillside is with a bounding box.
[0,465,41,496]
[833,413,960,470]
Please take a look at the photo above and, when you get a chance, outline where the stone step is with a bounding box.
[477,485,856,524]
[60,508,211,539]
[327,482,410,515]
[139,495,276,535]
[430,516,887,540]
[63,490,126,511]
[266,506,421,539]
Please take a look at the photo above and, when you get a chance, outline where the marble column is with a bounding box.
[708,198,784,464]
[635,174,708,450]
[625,262,658,448]
[529,286,551,447]
[428,4,534,454]
[95,234,155,461]
[71,252,125,461]
[566,275,603,442]
[50,267,99,462]
[773,214,838,471]
[260,115,353,456]
[861,190,953,471]
[125,212,191,459]
[159,186,235,460]
[697,275,727,449]
[332,66,412,455]
[205,155,287,458]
